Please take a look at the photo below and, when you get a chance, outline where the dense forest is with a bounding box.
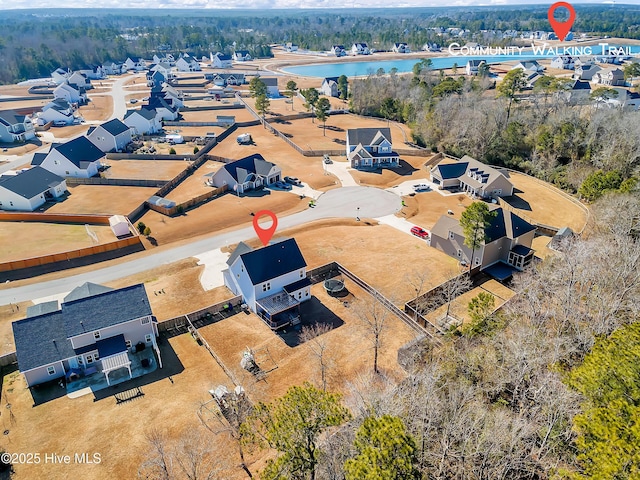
[2,6,640,84]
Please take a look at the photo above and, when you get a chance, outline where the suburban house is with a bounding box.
[78,65,104,80]
[511,61,544,73]
[0,110,36,143]
[233,51,252,62]
[422,43,442,52]
[67,72,92,90]
[602,88,640,110]
[320,77,340,97]
[149,63,172,81]
[205,153,281,194]
[211,52,233,69]
[331,45,346,57]
[392,42,411,53]
[124,57,146,71]
[147,69,168,89]
[102,62,123,75]
[37,101,76,126]
[466,60,486,75]
[428,207,536,280]
[563,79,592,104]
[223,238,311,329]
[550,55,575,70]
[12,283,161,388]
[285,42,299,52]
[51,67,71,85]
[594,68,625,86]
[211,73,246,86]
[351,42,370,55]
[346,127,399,169]
[0,167,67,211]
[429,156,514,198]
[35,136,104,178]
[151,83,184,109]
[53,83,86,104]
[124,108,162,135]
[175,54,201,72]
[146,97,179,121]
[153,54,175,66]
[87,118,132,153]
[261,77,279,97]
[574,63,602,81]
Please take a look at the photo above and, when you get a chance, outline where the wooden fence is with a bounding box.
[0,212,112,224]
[159,295,243,331]
[147,185,228,216]
[67,177,168,188]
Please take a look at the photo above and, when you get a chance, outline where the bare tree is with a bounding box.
[354,299,390,374]
[299,322,334,392]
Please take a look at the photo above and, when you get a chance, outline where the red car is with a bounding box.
[411,226,429,239]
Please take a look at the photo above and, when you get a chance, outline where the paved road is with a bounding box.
[0,186,400,305]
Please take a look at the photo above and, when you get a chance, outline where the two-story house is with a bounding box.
[428,207,536,280]
[346,127,399,169]
[12,283,161,389]
[466,59,486,75]
[550,55,575,70]
[595,68,625,86]
[223,238,311,329]
[205,153,281,194]
[87,118,132,153]
[38,99,77,126]
[351,43,370,55]
[0,166,67,211]
[211,52,233,69]
[175,54,201,72]
[0,110,35,143]
[392,42,411,53]
[320,77,340,98]
[233,51,252,62]
[430,155,514,198]
[331,45,346,57]
[35,136,104,178]
[124,108,162,135]
[53,83,86,104]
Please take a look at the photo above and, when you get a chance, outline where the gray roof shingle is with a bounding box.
[63,282,114,303]
[99,118,130,136]
[0,167,65,199]
[51,136,104,167]
[347,128,392,147]
[239,238,306,285]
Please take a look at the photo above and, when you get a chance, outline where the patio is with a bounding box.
[66,348,157,398]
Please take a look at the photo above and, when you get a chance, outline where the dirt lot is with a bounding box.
[209,124,338,191]
[199,281,417,402]
[103,160,187,181]
[1,332,234,480]
[400,190,474,229]
[351,155,433,188]
[180,107,257,124]
[47,185,157,216]
[168,160,226,204]
[0,222,115,263]
[0,140,44,156]
[79,95,113,121]
[40,125,87,141]
[0,301,35,355]
[138,190,307,246]
[506,171,588,232]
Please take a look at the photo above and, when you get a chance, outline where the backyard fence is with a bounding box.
[0,212,113,224]
[159,295,244,333]
[147,185,228,216]
[67,177,168,188]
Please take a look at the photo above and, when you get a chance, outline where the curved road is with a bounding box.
[0,187,400,304]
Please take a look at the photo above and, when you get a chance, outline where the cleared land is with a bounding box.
[103,159,187,181]
[79,95,113,121]
[46,185,157,215]
[0,222,115,263]
[0,301,34,355]
[350,155,433,188]
[209,124,338,190]
[167,160,226,204]
[400,190,475,229]
[180,107,257,124]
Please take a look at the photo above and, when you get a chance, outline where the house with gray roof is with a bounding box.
[260,77,279,97]
[124,108,162,135]
[87,118,132,153]
[211,52,233,69]
[232,50,252,62]
[0,110,35,143]
[206,153,281,194]
[36,136,104,178]
[428,206,536,280]
[430,155,514,199]
[12,283,161,388]
[223,238,310,329]
[346,127,399,169]
[0,166,67,211]
[320,77,340,98]
[211,73,246,87]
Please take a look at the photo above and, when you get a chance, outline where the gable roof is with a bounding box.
[222,154,278,183]
[62,283,151,337]
[432,162,469,179]
[50,136,104,166]
[26,301,60,318]
[484,208,536,242]
[347,127,392,147]
[226,241,253,266]
[31,152,47,166]
[63,282,114,303]
[148,96,177,112]
[322,77,339,86]
[571,79,591,91]
[467,59,485,67]
[261,77,278,87]
[125,108,157,120]
[0,110,28,127]
[237,238,306,285]
[98,118,130,136]
[215,53,232,61]
[0,166,64,199]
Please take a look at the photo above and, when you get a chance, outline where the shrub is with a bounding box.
[143,226,151,237]
[193,146,199,154]
[169,147,176,155]
[137,221,146,234]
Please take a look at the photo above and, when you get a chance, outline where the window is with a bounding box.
[145,334,153,343]
[300,270,304,278]
[47,365,56,376]
[262,282,271,292]
[298,292,302,299]
[305,291,309,297]
[54,160,59,165]
[93,353,99,361]
[141,317,150,325]
[475,257,481,265]
[457,249,462,257]
[86,355,93,364]
[65,171,70,175]
[78,356,84,365]
[449,232,455,240]
[9,202,13,207]
[125,340,132,348]
[93,331,101,339]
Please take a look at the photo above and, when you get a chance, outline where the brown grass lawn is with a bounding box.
[209,124,338,191]
[79,95,113,121]
[138,190,307,246]
[103,160,187,181]
[43,125,88,140]
[46,185,157,216]
[351,154,434,189]
[0,301,34,355]
[0,141,44,157]
[400,190,474,230]
[0,222,115,263]
[167,160,226,204]
[506,171,588,232]
[180,108,258,124]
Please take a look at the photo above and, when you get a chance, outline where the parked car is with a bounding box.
[413,183,430,192]
[410,226,429,239]
[284,176,301,186]
[129,98,138,104]
[323,154,333,164]
[274,181,292,190]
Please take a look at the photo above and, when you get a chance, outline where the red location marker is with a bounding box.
[253,210,278,246]
[548,2,576,42]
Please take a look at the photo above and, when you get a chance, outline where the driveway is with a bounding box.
[323,160,359,187]
[0,186,401,304]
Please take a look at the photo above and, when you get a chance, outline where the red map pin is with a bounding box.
[253,210,278,246]
[548,2,576,42]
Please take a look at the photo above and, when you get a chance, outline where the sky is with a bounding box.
[1,0,639,9]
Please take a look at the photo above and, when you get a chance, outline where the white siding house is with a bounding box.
[123,108,162,135]
[206,153,281,194]
[0,167,67,211]
[87,118,132,153]
[37,136,104,178]
[0,110,36,143]
[346,128,399,169]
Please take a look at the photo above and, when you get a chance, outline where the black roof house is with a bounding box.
[222,154,279,183]
[49,136,104,167]
[98,118,130,136]
[235,238,307,285]
[0,167,65,199]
